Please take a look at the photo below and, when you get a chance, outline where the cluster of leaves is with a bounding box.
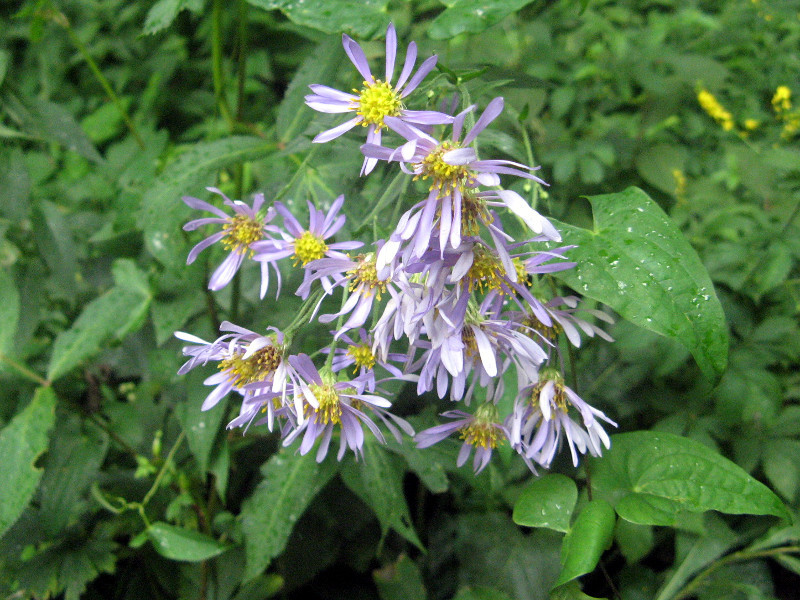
[0,0,799,599]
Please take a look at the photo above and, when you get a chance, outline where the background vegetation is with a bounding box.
[1,0,799,598]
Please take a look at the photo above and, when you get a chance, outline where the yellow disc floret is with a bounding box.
[346,344,376,372]
[466,246,506,293]
[416,141,473,197]
[347,253,388,299]
[355,79,403,129]
[293,230,328,266]
[222,214,264,255]
[219,344,283,388]
[309,382,342,425]
[459,404,504,450]
[531,370,568,412]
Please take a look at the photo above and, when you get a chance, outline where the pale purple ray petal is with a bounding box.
[183,217,227,232]
[401,55,438,97]
[187,231,225,264]
[209,251,244,290]
[383,116,437,144]
[395,41,417,90]
[452,106,474,142]
[450,189,462,248]
[401,109,453,124]
[323,195,345,232]
[342,35,373,82]
[360,142,396,160]
[201,382,231,411]
[304,98,355,113]
[308,84,358,102]
[463,97,504,146]
[385,23,397,82]
[443,147,476,165]
[183,196,229,218]
[472,326,497,377]
[313,116,362,143]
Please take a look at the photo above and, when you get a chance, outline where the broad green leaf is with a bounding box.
[589,431,789,524]
[32,200,81,295]
[240,448,338,580]
[453,588,514,600]
[553,499,615,588]
[177,369,227,475]
[763,439,800,501]
[47,262,152,381]
[550,187,728,379]
[341,440,423,549]
[38,418,108,536]
[513,474,578,533]
[245,0,389,37]
[428,0,535,40]
[143,0,198,35]
[0,386,56,537]
[550,581,608,600]
[81,98,131,144]
[139,136,275,268]
[373,554,428,600]
[0,147,31,221]
[614,519,654,564]
[276,36,342,144]
[634,144,687,195]
[0,268,20,372]
[146,522,229,562]
[0,49,9,86]
[151,292,205,346]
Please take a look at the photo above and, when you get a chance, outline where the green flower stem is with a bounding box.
[671,545,800,600]
[0,352,48,386]
[284,288,325,339]
[212,0,234,129]
[141,430,186,508]
[235,0,249,122]
[50,9,145,149]
[355,169,410,235]
[275,146,320,201]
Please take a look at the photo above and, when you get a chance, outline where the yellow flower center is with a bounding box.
[416,141,473,198]
[310,383,342,425]
[222,214,264,254]
[460,193,492,236]
[355,79,403,129]
[466,246,506,293]
[293,230,328,266]
[461,326,478,358]
[347,253,388,299]
[218,344,283,388]
[459,404,504,450]
[522,313,562,344]
[531,373,569,413]
[346,344,376,372]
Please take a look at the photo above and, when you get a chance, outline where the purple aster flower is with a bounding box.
[183,187,277,296]
[509,369,616,468]
[416,404,510,474]
[363,98,548,261]
[280,354,413,462]
[250,195,363,296]
[324,329,409,392]
[305,23,452,175]
[175,322,294,424]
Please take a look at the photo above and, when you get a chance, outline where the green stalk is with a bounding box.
[0,352,48,386]
[212,0,234,128]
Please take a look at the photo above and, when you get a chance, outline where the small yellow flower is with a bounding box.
[772,86,792,113]
[672,169,687,201]
[697,89,735,132]
[744,118,759,130]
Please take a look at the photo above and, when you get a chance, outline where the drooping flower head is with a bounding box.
[305,23,452,175]
[183,187,277,295]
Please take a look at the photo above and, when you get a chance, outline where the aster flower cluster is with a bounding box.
[176,24,616,473]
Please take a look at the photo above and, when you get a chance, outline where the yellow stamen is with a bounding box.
[415,141,473,198]
[346,344,376,372]
[293,230,328,266]
[459,404,504,450]
[309,383,342,425]
[354,79,403,129]
[467,246,506,293]
[221,214,264,255]
[347,253,388,299]
[219,344,283,388]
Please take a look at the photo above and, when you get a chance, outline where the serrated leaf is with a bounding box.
[246,0,389,37]
[143,0,182,35]
[0,268,20,373]
[240,448,338,580]
[553,499,615,588]
[0,386,56,537]
[513,474,578,533]
[551,187,728,379]
[139,136,275,268]
[47,271,152,381]
[341,440,423,550]
[147,521,229,561]
[428,0,535,40]
[589,431,789,524]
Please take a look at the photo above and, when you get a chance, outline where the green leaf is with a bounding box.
[453,587,515,600]
[245,0,390,37]
[0,146,31,221]
[146,522,229,562]
[240,448,338,580]
[139,136,275,268]
[550,187,729,379]
[0,386,56,537]
[374,554,428,600]
[47,264,152,381]
[143,0,189,35]
[763,439,800,501]
[428,0,535,40]
[341,439,423,549]
[553,499,615,588]
[634,144,687,195]
[275,36,343,144]
[177,371,227,475]
[0,268,20,372]
[589,431,789,525]
[550,581,608,600]
[0,49,9,87]
[513,474,578,533]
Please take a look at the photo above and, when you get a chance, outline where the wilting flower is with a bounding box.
[305,23,452,175]
[510,369,616,468]
[416,404,510,474]
[183,187,276,296]
[251,195,362,296]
